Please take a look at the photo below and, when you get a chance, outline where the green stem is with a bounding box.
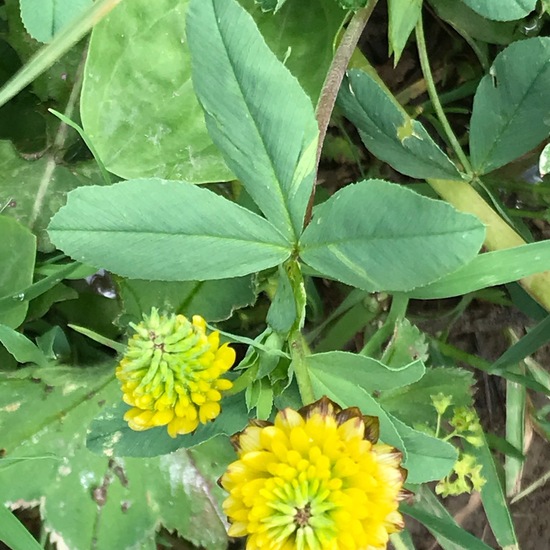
[304,0,379,227]
[415,15,472,175]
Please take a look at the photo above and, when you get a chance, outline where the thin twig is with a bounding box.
[304,0,379,227]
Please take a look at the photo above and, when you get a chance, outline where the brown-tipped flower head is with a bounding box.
[116,308,235,437]
[220,396,409,550]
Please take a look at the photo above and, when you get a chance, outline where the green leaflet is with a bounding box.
[299,180,485,292]
[338,70,463,181]
[187,0,318,241]
[388,0,423,63]
[470,38,550,174]
[48,179,292,281]
[86,393,249,458]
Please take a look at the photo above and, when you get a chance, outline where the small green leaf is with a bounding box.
[470,38,550,174]
[381,318,429,368]
[48,179,292,281]
[388,0,422,63]
[389,414,457,484]
[19,0,92,43]
[459,0,536,21]
[0,216,35,328]
[117,277,256,325]
[187,0,318,241]
[0,325,48,367]
[338,70,463,180]
[299,180,485,292]
[86,392,250,457]
[306,351,426,391]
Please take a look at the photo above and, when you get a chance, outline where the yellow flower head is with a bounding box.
[116,308,235,438]
[220,396,410,550]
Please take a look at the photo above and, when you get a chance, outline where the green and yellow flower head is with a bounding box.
[116,308,235,438]
[221,396,410,550]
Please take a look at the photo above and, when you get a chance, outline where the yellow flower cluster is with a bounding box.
[221,397,409,550]
[116,308,235,437]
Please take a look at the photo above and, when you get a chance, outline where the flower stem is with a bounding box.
[304,0,379,227]
[415,15,472,175]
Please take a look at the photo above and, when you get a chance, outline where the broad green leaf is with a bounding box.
[0,366,229,549]
[0,141,95,251]
[466,435,519,548]
[379,367,475,427]
[87,393,249,457]
[388,0,422,63]
[408,240,550,299]
[117,277,256,326]
[187,0,318,241]
[401,504,494,550]
[240,0,346,104]
[19,0,92,43]
[81,0,231,184]
[540,143,550,177]
[299,180,485,292]
[459,0,536,21]
[0,505,43,550]
[306,351,426,391]
[430,0,522,45]
[338,70,463,180]
[48,179,291,281]
[470,38,550,174]
[309,369,406,456]
[389,414,457,484]
[0,325,48,366]
[0,216,35,328]
[80,0,343,184]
